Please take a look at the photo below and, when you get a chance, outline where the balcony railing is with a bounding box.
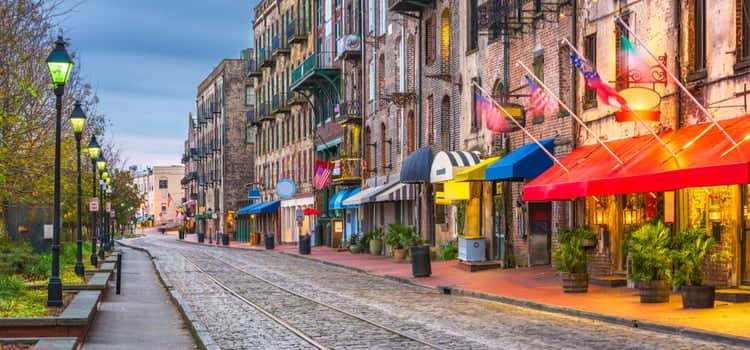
[337,100,361,117]
[246,59,261,77]
[287,88,306,105]
[272,93,290,114]
[190,148,199,160]
[331,158,362,183]
[286,21,307,44]
[258,102,275,121]
[258,48,275,68]
[271,36,290,56]
[336,34,361,61]
[291,52,338,87]
[388,0,434,12]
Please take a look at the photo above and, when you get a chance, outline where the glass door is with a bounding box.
[743,186,750,285]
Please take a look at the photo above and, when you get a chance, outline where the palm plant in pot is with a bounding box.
[627,221,672,303]
[368,227,384,255]
[552,226,594,293]
[386,223,407,262]
[671,227,730,308]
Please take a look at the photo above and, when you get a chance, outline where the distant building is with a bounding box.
[132,165,184,225]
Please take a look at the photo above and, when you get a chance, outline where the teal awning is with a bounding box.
[329,188,361,210]
[486,138,555,181]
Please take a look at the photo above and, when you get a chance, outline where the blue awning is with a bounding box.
[329,188,361,210]
[400,147,433,183]
[486,138,555,181]
[236,203,260,216]
[252,200,280,214]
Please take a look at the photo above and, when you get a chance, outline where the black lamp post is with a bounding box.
[45,35,73,307]
[104,178,112,251]
[106,184,113,248]
[88,136,101,266]
[97,156,107,259]
[69,101,86,276]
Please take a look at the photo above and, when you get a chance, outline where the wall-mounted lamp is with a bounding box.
[624,208,635,225]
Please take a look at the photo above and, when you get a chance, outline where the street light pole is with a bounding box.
[69,101,87,276]
[45,35,73,307]
[88,136,100,266]
[97,155,107,260]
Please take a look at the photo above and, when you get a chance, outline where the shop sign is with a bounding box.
[277,179,296,199]
[248,189,261,200]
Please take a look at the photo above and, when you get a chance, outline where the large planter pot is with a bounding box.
[681,285,715,309]
[392,248,407,262]
[560,272,588,293]
[369,238,383,255]
[349,244,362,254]
[639,280,670,303]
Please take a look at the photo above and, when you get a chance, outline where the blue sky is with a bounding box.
[62,0,257,168]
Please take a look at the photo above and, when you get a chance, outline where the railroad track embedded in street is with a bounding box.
[176,249,448,350]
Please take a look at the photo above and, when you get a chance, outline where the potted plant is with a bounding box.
[348,233,362,254]
[368,227,384,255]
[671,227,729,308]
[627,221,672,303]
[386,223,407,262]
[552,226,594,293]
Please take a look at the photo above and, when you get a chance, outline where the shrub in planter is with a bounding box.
[671,227,730,308]
[552,227,594,293]
[368,227,384,255]
[386,224,407,262]
[627,222,672,303]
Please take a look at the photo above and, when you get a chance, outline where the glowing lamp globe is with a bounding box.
[615,87,661,123]
[69,101,87,135]
[88,136,101,160]
[46,36,74,86]
[97,154,107,171]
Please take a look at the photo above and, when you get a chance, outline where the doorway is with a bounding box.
[528,202,551,266]
[743,186,750,285]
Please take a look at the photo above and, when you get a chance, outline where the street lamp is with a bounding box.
[97,155,107,259]
[69,101,86,276]
[106,184,113,249]
[87,136,100,266]
[45,35,73,307]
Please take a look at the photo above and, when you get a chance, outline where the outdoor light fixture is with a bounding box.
[88,136,101,160]
[97,154,106,171]
[69,101,86,135]
[45,35,74,307]
[69,101,87,277]
[594,199,607,225]
[709,198,721,223]
[46,36,73,87]
[624,208,635,225]
[88,136,100,266]
[615,87,662,123]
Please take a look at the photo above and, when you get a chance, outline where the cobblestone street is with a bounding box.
[124,235,746,350]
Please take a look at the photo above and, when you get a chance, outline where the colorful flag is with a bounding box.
[570,52,628,109]
[313,160,331,189]
[474,93,511,133]
[523,75,558,118]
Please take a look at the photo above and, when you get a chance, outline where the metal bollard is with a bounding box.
[116,253,122,295]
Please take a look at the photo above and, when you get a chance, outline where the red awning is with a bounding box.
[523,115,750,201]
[303,208,322,216]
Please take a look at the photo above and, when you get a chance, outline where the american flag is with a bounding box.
[523,75,558,118]
[570,53,628,109]
[475,93,511,133]
[313,160,331,190]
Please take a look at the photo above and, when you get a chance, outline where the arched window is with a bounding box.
[440,96,451,151]
[440,9,451,74]
[380,123,387,175]
[407,35,416,92]
[407,110,415,154]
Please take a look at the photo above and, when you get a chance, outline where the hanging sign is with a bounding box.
[248,189,261,200]
[277,179,296,199]
[89,197,99,211]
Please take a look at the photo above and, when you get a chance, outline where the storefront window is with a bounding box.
[682,186,738,242]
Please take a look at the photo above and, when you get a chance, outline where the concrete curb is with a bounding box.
[116,241,219,350]
[172,239,750,347]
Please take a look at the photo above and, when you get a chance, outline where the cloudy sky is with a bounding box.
[62,0,257,168]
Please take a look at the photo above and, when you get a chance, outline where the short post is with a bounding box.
[116,252,122,295]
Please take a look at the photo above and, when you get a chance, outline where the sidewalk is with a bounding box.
[83,246,197,350]
[175,234,750,345]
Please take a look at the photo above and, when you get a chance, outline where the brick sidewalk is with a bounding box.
[170,233,750,343]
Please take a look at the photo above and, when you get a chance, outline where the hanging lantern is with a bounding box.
[624,208,635,225]
[708,196,721,223]
[615,87,661,123]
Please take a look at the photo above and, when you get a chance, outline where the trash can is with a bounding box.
[221,232,229,245]
[197,232,205,243]
[411,245,431,277]
[299,235,311,255]
[178,228,184,240]
[264,234,275,250]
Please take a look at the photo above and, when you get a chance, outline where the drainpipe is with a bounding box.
[417,13,424,240]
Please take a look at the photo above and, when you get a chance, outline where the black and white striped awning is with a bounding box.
[373,182,414,203]
[430,151,481,183]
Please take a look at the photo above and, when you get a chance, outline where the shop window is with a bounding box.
[682,186,738,243]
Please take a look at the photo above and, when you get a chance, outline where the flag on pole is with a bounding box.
[523,75,558,118]
[475,93,511,133]
[620,35,652,83]
[570,53,628,109]
[313,160,331,190]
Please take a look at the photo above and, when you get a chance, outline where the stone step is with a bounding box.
[590,275,627,287]
[715,288,750,303]
[456,260,502,272]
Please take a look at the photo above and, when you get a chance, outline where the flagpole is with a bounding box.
[558,40,680,161]
[515,61,625,165]
[472,81,569,173]
[613,16,738,148]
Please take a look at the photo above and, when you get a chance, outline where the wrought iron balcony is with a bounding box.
[271,36,290,57]
[336,34,361,61]
[331,158,362,184]
[336,100,362,123]
[258,48,275,68]
[190,148,199,160]
[290,52,339,91]
[258,102,275,121]
[272,93,290,114]
[286,21,307,45]
[388,0,434,12]
[287,88,307,106]
[247,58,262,78]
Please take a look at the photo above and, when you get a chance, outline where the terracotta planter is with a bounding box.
[392,248,407,262]
[639,280,670,303]
[681,285,715,309]
[560,272,588,293]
